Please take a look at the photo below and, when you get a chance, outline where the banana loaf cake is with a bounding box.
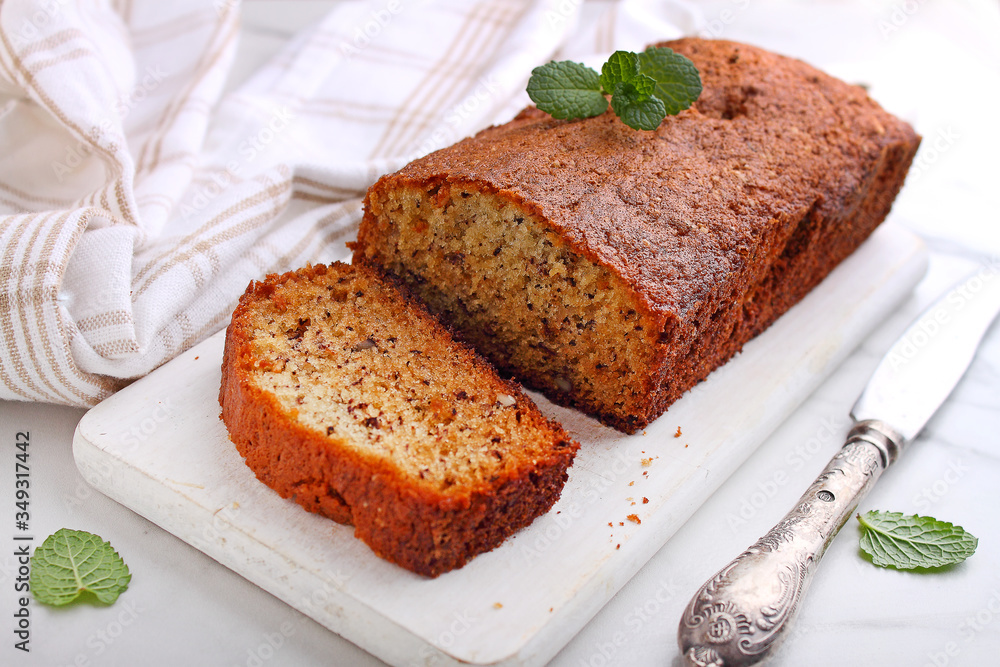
[352,37,920,433]
[219,262,577,577]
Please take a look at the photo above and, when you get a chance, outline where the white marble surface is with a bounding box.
[1,1,999,666]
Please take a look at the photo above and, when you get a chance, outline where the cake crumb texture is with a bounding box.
[219,262,578,577]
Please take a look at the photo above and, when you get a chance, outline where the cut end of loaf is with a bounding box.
[356,181,662,432]
[219,262,578,576]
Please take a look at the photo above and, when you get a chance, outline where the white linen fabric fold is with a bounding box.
[0,0,696,407]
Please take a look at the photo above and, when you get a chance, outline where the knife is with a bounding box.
[677,265,1000,667]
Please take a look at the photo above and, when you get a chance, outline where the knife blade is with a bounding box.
[677,265,1000,667]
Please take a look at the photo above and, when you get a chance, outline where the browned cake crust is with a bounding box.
[353,37,920,433]
[219,262,578,577]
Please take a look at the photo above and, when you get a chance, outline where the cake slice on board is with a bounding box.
[219,262,578,577]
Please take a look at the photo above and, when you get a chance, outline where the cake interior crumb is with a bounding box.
[363,183,662,427]
[241,269,561,493]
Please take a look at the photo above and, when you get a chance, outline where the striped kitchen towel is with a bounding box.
[0,0,695,407]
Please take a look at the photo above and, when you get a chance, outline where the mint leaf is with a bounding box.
[30,528,131,605]
[611,89,666,131]
[526,60,607,120]
[611,74,656,103]
[857,511,978,570]
[599,50,641,94]
[600,52,667,131]
[636,46,703,116]
[526,47,702,132]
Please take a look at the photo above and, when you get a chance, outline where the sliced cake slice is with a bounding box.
[219,262,578,577]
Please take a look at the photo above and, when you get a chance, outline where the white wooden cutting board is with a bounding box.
[74,221,926,667]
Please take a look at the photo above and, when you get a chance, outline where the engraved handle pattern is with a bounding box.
[677,421,904,667]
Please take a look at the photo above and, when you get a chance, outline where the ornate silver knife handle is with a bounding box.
[677,419,906,667]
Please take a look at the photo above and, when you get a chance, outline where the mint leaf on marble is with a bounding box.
[857,511,978,570]
[30,529,131,605]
